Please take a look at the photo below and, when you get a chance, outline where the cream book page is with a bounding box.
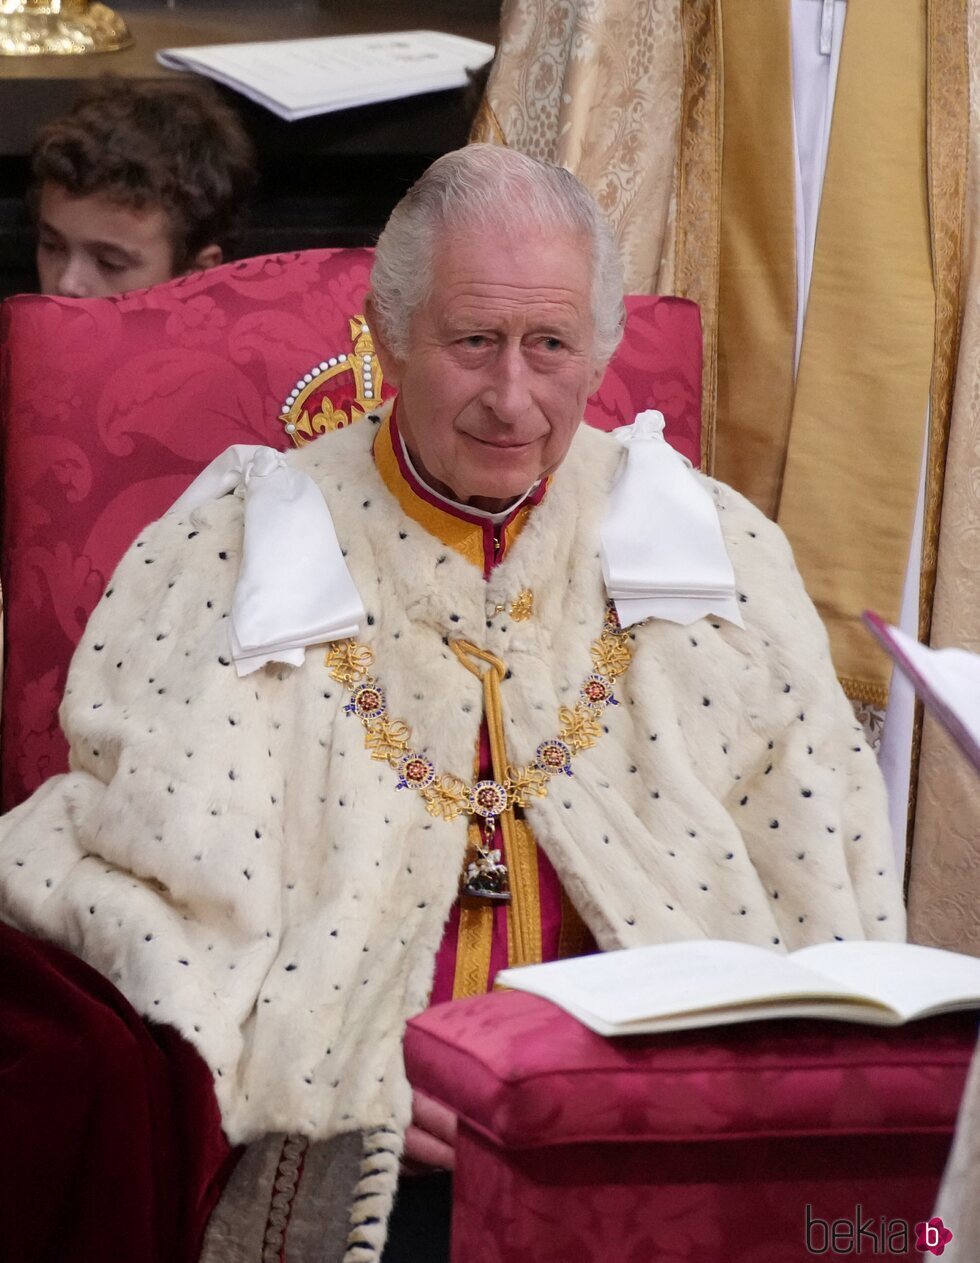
[496,941,876,1037]
[791,941,980,1022]
[497,939,980,1036]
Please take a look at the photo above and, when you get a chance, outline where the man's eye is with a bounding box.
[461,335,488,348]
[539,336,564,351]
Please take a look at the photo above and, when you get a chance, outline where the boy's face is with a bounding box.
[36,182,190,298]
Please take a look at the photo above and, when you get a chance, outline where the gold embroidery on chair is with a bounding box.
[279,314,385,445]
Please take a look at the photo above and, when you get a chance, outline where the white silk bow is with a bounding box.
[600,410,743,629]
[168,445,365,676]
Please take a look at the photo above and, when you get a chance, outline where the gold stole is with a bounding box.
[714,0,797,518]
[450,642,544,1000]
[715,0,934,704]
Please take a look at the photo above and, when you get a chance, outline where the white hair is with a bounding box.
[369,144,625,365]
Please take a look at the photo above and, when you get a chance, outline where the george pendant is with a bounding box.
[461,841,511,903]
[462,818,512,899]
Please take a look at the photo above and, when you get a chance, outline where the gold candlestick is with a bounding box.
[0,1,133,55]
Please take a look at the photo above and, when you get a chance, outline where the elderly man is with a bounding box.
[0,146,903,1262]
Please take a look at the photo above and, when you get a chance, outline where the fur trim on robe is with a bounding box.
[0,418,905,1148]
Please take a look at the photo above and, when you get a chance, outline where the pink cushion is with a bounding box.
[0,259,700,811]
[405,990,976,1146]
[449,1118,958,1263]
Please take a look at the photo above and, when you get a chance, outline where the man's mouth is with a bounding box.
[467,435,538,451]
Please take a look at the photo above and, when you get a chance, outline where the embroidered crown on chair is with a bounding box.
[278,314,395,447]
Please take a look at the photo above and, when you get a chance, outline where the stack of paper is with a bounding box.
[157,30,495,122]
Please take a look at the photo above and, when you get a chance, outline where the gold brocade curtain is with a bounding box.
[907,0,980,955]
[471,0,684,297]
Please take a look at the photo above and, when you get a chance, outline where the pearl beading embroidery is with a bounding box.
[280,330,375,430]
[279,316,382,445]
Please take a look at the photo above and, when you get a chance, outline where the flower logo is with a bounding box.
[914,1217,953,1255]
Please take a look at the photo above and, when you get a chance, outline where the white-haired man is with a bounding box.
[0,145,904,1263]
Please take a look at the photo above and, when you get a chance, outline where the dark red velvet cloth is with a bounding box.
[405,990,977,1263]
[0,922,232,1263]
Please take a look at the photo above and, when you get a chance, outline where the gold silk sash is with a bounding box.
[444,639,546,993]
[452,824,495,1000]
[777,0,934,704]
[505,818,543,970]
[714,0,798,518]
[716,0,934,704]
[450,638,542,969]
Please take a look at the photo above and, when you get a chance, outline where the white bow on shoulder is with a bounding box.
[600,410,743,629]
[169,445,365,676]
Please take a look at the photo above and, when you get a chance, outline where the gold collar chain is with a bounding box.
[325,603,636,895]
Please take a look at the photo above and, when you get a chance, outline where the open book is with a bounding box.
[864,610,980,774]
[495,940,980,1036]
[157,31,495,122]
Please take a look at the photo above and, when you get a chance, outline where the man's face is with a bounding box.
[36,181,179,298]
[371,223,607,512]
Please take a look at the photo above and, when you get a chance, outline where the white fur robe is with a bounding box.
[0,418,904,1149]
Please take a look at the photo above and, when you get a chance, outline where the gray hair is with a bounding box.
[369,144,625,365]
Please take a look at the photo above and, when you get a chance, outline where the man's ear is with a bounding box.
[188,243,223,273]
[364,293,404,390]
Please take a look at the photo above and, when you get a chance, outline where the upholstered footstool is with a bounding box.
[405,991,977,1263]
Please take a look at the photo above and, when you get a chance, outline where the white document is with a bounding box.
[157,30,495,121]
[864,611,980,774]
[496,939,980,1037]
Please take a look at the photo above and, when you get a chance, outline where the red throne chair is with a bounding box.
[0,255,700,812]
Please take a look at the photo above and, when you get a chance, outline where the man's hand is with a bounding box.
[401,1088,457,1174]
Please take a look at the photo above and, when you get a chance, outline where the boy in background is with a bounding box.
[30,77,256,298]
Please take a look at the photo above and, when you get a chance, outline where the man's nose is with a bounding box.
[55,255,92,299]
[484,343,532,422]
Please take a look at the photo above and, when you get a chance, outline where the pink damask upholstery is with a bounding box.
[405,991,976,1263]
[0,260,700,812]
[0,249,374,809]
